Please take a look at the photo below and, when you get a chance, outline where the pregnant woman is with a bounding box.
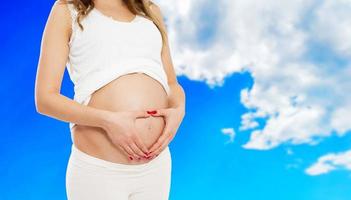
[34,0,185,199]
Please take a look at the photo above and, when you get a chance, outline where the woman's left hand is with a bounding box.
[147,106,185,158]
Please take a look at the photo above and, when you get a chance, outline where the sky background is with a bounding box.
[1,0,351,199]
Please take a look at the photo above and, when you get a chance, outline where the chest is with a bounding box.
[70,12,162,57]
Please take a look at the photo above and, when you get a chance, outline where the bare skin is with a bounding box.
[35,0,185,165]
[73,72,169,164]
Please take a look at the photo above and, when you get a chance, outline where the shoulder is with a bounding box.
[44,0,72,39]
[51,0,79,24]
[51,0,71,14]
[48,0,73,24]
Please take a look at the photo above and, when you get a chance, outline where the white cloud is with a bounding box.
[310,0,351,57]
[221,128,236,143]
[305,150,351,175]
[155,0,351,151]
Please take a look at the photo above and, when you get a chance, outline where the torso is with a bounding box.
[66,3,170,164]
[72,72,168,164]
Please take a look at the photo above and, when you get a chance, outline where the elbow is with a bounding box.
[35,98,46,114]
[35,93,51,115]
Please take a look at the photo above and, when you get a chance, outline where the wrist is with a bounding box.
[98,110,114,132]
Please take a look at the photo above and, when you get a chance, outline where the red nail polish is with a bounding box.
[129,156,133,160]
[147,110,157,114]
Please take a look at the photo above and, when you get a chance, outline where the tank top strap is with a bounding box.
[66,3,78,20]
[66,3,79,46]
[66,3,79,30]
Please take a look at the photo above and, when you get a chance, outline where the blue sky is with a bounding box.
[1,0,351,200]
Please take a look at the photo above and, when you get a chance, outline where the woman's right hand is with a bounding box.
[102,110,151,160]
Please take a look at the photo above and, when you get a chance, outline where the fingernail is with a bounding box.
[147,110,157,114]
[129,156,133,160]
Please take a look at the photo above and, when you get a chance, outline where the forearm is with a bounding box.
[36,93,111,129]
[168,82,186,112]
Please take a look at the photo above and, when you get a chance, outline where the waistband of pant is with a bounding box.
[70,143,170,171]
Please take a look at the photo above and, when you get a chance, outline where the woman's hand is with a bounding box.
[147,106,185,159]
[103,110,152,161]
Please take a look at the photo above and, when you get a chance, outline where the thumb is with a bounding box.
[134,110,151,119]
[149,108,167,117]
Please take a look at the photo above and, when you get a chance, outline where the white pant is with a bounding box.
[65,144,172,200]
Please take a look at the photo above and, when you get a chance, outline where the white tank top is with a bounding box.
[66,4,170,132]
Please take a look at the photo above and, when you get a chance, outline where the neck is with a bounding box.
[95,0,125,7]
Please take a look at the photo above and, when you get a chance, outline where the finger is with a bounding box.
[149,125,169,150]
[148,130,170,156]
[118,144,134,160]
[125,138,143,159]
[149,108,166,117]
[149,138,170,159]
[132,133,150,155]
[134,110,151,119]
[113,143,127,155]
[122,143,139,160]
[129,141,147,158]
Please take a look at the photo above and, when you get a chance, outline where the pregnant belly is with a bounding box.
[72,72,169,164]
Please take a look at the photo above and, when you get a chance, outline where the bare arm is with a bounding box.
[145,2,186,157]
[34,0,111,129]
[149,2,186,112]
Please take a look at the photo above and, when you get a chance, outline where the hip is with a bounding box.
[66,143,172,178]
[65,144,172,200]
